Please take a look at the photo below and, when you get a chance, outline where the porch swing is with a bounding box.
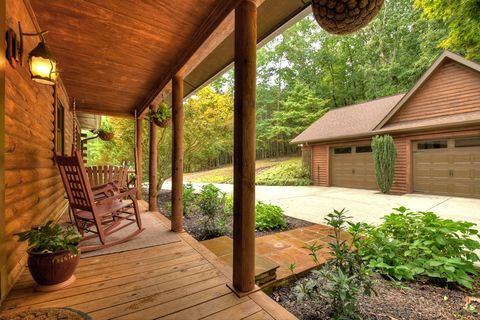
[55,100,144,252]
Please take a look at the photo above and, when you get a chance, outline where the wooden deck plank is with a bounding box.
[1,214,296,320]
[7,254,205,301]
[203,299,262,320]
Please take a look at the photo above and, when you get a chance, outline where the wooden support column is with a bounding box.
[0,0,6,301]
[148,105,158,211]
[136,117,143,200]
[171,75,184,232]
[232,0,257,294]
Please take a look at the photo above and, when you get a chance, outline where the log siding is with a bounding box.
[1,0,74,301]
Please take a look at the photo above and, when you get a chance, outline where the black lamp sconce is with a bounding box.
[6,22,58,85]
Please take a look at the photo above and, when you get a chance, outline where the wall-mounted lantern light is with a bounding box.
[6,22,58,85]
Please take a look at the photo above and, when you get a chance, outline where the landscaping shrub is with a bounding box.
[196,184,230,237]
[165,183,196,217]
[255,202,287,231]
[371,135,396,193]
[354,206,480,288]
[256,159,311,186]
[295,209,374,319]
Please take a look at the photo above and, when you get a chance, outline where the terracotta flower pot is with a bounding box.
[153,118,172,128]
[98,131,114,141]
[312,0,384,35]
[27,247,80,290]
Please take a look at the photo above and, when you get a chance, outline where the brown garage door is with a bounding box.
[330,145,377,189]
[413,137,480,198]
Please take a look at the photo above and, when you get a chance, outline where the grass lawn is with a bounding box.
[184,157,310,185]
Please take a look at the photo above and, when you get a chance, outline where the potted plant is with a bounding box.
[97,119,115,141]
[15,221,82,291]
[148,102,172,127]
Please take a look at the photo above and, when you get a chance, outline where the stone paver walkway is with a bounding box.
[201,224,340,286]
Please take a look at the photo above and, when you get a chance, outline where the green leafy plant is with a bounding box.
[15,221,82,254]
[371,135,397,193]
[147,103,172,122]
[98,118,114,134]
[256,159,311,186]
[302,241,324,265]
[255,202,287,231]
[165,183,196,218]
[295,209,374,319]
[354,207,480,289]
[196,184,230,237]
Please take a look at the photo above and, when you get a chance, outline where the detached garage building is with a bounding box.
[292,51,480,198]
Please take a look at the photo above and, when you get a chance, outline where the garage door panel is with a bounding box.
[330,149,376,189]
[414,144,480,198]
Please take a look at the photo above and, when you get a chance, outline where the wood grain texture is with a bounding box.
[28,0,241,116]
[1,214,296,320]
[2,0,73,302]
[148,105,158,212]
[390,61,480,124]
[171,75,184,233]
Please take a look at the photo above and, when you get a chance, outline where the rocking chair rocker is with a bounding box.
[56,151,144,252]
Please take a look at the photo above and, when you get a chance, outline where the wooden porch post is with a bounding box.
[148,105,158,211]
[233,0,257,293]
[136,117,143,200]
[171,74,184,232]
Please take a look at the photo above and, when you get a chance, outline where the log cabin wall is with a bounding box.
[1,0,73,302]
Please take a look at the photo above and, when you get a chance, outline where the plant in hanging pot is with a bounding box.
[15,220,82,291]
[97,119,115,141]
[148,103,172,128]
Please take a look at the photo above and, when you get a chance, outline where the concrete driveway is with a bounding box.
[163,182,480,227]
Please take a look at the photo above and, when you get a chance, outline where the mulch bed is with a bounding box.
[157,190,313,241]
[271,272,480,320]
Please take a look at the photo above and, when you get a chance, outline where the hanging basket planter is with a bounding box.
[152,118,172,128]
[98,131,114,141]
[312,0,384,35]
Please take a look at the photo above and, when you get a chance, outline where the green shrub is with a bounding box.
[224,194,234,217]
[295,209,374,319]
[371,135,396,193]
[354,207,480,288]
[255,202,287,231]
[196,184,230,237]
[256,159,311,186]
[182,183,196,217]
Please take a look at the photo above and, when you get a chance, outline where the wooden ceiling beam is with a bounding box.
[137,0,243,117]
[76,107,133,119]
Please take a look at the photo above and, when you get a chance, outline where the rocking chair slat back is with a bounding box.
[86,165,129,188]
[56,151,96,211]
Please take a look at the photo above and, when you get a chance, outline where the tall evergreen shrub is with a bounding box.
[371,135,397,193]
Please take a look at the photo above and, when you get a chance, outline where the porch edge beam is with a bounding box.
[233,0,257,293]
[148,105,158,211]
[171,74,184,233]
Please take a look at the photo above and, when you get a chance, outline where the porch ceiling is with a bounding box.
[29,0,310,117]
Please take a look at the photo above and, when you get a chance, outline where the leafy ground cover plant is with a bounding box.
[16,220,82,254]
[354,206,480,289]
[255,202,287,231]
[165,183,196,218]
[256,159,311,186]
[196,184,230,237]
[295,209,374,319]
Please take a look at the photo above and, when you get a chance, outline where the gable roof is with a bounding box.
[291,94,404,144]
[374,51,480,130]
[292,51,480,145]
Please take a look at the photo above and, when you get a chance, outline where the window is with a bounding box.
[356,145,372,153]
[417,140,447,150]
[54,99,65,156]
[455,137,480,148]
[334,147,352,154]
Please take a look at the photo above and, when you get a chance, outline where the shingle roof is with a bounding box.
[291,94,405,144]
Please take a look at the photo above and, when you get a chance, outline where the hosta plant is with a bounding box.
[255,202,287,231]
[354,206,480,288]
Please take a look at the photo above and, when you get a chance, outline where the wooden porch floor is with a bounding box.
[1,214,296,320]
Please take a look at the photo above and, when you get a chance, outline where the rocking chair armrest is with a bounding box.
[99,187,138,203]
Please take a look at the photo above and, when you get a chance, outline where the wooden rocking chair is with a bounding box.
[56,151,144,252]
[85,165,131,191]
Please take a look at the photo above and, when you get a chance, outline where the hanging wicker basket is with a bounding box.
[153,118,172,128]
[312,0,384,35]
[98,131,114,141]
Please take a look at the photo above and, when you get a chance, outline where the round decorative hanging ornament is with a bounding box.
[311,0,384,35]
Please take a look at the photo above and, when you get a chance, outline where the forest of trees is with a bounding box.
[86,0,478,188]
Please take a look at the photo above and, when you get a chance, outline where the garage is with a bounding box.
[413,137,480,198]
[330,145,377,189]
